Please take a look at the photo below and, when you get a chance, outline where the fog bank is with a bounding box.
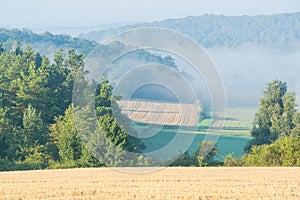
[207,45,300,107]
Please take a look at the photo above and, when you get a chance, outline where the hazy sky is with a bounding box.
[1,0,300,28]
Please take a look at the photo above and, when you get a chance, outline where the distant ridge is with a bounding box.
[82,12,300,52]
[0,28,98,56]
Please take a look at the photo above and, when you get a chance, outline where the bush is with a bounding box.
[242,136,300,166]
[223,153,241,167]
[0,159,17,171]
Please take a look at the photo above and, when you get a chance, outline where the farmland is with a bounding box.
[117,100,256,137]
[117,100,201,126]
[117,100,256,158]
[141,130,250,159]
[1,167,299,200]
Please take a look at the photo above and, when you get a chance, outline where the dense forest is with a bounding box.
[83,12,300,52]
[0,42,158,170]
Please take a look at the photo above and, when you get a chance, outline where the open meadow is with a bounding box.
[1,167,299,200]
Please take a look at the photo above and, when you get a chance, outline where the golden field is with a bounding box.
[1,167,300,200]
[117,100,201,126]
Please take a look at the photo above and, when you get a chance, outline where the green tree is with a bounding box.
[22,104,48,147]
[47,49,84,121]
[281,92,298,136]
[0,51,27,125]
[50,105,98,167]
[71,77,146,167]
[245,80,298,152]
[0,108,16,159]
[15,60,49,121]
[50,105,83,165]
[95,78,145,153]
[95,77,113,116]
[292,112,300,136]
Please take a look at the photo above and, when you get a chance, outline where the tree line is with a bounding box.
[0,28,98,56]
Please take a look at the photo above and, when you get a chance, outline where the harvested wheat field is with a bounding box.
[1,167,300,200]
[117,100,201,126]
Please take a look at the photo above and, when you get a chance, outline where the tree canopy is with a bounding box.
[0,28,98,56]
[0,45,145,170]
[245,80,299,152]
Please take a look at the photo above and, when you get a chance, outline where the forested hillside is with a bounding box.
[83,12,300,52]
[0,28,98,56]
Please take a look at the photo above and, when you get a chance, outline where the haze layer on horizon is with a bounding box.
[0,0,300,29]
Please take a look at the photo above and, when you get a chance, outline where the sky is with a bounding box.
[0,0,300,28]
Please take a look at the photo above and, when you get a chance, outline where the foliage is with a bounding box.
[51,105,83,163]
[239,79,300,167]
[0,40,183,170]
[0,46,89,170]
[194,141,219,167]
[170,141,219,167]
[83,12,300,52]
[245,80,298,152]
[80,78,146,167]
[169,151,198,167]
[0,28,98,56]
[223,153,241,167]
[242,136,300,166]
[22,104,48,147]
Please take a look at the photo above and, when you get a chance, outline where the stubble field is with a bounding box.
[1,167,299,200]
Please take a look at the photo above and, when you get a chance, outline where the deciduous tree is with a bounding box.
[245,80,298,152]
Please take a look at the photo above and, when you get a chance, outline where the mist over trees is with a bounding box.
[83,12,300,52]
[0,28,98,57]
[82,13,300,107]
